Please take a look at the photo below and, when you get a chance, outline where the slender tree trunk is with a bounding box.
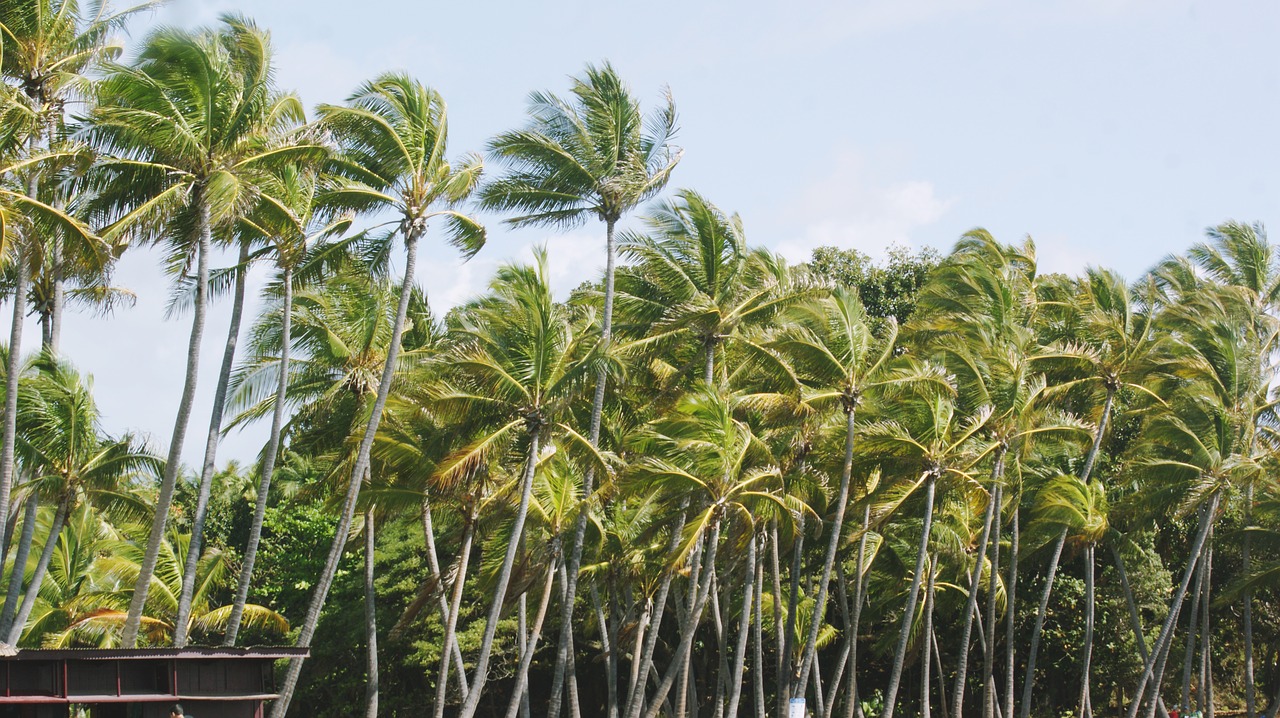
[1199,532,1213,718]
[1018,526,1068,718]
[458,429,542,718]
[122,194,212,647]
[982,484,1002,718]
[797,408,858,696]
[1181,540,1207,712]
[175,241,251,648]
[713,571,728,718]
[846,503,872,718]
[1005,503,1019,718]
[592,581,620,718]
[271,231,421,718]
[675,534,707,718]
[825,561,853,718]
[505,546,560,718]
[1244,483,1256,718]
[1127,494,1219,718]
[1078,544,1095,718]
[433,513,475,718]
[421,498,470,697]
[778,514,805,715]
[364,508,379,718]
[923,556,937,718]
[0,494,39,636]
[881,473,937,718]
[225,264,293,645]
[6,496,69,645]
[629,599,651,703]
[953,451,1005,718]
[1112,543,1171,718]
[770,520,785,678]
[725,534,757,718]
[933,628,950,718]
[46,250,63,354]
[639,521,722,718]
[753,534,767,718]
[0,246,30,576]
[624,505,688,718]
[550,216,617,718]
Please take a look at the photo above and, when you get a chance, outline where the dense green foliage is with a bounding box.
[2,5,1279,718]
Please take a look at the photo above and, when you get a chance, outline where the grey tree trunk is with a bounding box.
[1181,540,1207,712]
[592,582,619,718]
[1111,543,1170,718]
[1004,504,1019,718]
[1199,534,1213,718]
[505,547,559,718]
[6,496,69,645]
[364,508,379,718]
[0,246,30,572]
[623,504,688,718]
[1,494,39,635]
[724,534,757,718]
[796,408,858,696]
[674,534,707,718]
[952,452,1005,718]
[1078,544,1095,718]
[1244,484,1256,718]
[225,264,293,645]
[420,499,469,697]
[433,513,475,718]
[824,561,853,718]
[175,241,251,648]
[1018,526,1068,718]
[982,484,1003,718]
[778,514,805,716]
[1126,494,1219,718]
[881,473,937,718]
[270,232,420,718]
[457,428,542,718]
[121,195,213,647]
[753,535,766,718]
[549,216,617,718]
[845,503,873,718]
[922,556,937,718]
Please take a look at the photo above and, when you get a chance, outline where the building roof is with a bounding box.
[0,646,309,661]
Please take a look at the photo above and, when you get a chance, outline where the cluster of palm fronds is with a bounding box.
[3,4,1279,718]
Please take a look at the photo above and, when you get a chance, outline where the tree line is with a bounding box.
[1,3,1278,718]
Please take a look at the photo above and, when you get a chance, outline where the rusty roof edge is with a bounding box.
[0,647,310,660]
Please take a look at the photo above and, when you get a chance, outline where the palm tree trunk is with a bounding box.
[1078,544,1095,718]
[725,533,757,718]
[639,521,722,718]
[1111,543,1170,718]
[623,504,688,718]
[46,250,63,353]
[433,512,475,718]
[0,494,39,635]
[592,581,620,718]
[122,194,212,648]
[982,484,1002,718]
[270,231,420,718]
[364,508,379,718]
[550,216,617,718]
[1244,484,1256,718]
[175,241,251,648]
[824,561,853,718]
[922,556,936,718]
[770,521,785,679]
[0,246,30,573]
[675,533,707,718]
[421,498,469,697]
[1018,526,1067,718]
[1199,533,1213,718]
[712,571,728,718]
[778,513,805,714]
[458,429,542,718]
[753,534,766,718]
[1126,494,1219,718]
[505,545,560,718]
[1181,541,1207,712]
[952,451,1005,718]
[881,473,937,718]
[629,599,651,703]
[1005,503,1019,718]
[225,263,293,645]
[797,408,858,696]
[934,627,950,718]
[846,503,872,718]
[6,496,69,645]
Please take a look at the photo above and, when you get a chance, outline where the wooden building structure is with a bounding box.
[0,647,307,718]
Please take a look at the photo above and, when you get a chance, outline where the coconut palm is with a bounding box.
[480,63,680,715]
[86,14,313,646]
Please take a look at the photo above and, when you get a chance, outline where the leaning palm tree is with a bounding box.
[266,74,484,717]
[431,250,597,718]
[86,14,312,647]
[480,63,680,716]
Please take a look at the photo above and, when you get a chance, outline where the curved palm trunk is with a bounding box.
[122,195,212,648]
[550,216,617,718]
[1112,543,1170,718]
[753,535,766,718]
[225,264,293,645]
[175,242,251,648]
[1244,484,1256,718]
[6,496,69,645]
[923,557,937,718]
[778,514,805,715]
[1017,526,1067,718]
[952,451,1005,718]
[457,429,542,718]
[982,484,1002,718]
[1181,541,1207,711]
[639,521,721,718]
[433,512,475,718]
[881,473,937,718]
[1077,545,1095,718]
[796,408,858,696]
[824,561,853,718]
[1126,494,1219,718]
[1200,541,1213,718]
[364,508,379,718]
[845,503,872,718]
[623,504,688,718]
[505,547,560,718]
[592,581,619,718]
[270,232,419,718]
[1004,504,1019,718]
[0,247,30,570]
[724,535,757,718]
[674,534,706,718]
[420,499,470,697]
[1,495,40,635]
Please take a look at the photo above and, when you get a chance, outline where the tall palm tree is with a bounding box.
[86,14,312,647]
[265,72,484,716]
[480,63,680,716]
[431,251,596,718]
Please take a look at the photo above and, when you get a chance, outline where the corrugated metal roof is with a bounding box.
[0,646,309,660]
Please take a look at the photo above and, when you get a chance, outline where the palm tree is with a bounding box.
[429,251,596,718]
[480,63,681,716]
[86,14,312,647]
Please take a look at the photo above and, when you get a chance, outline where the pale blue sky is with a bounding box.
[47,0,1279,465]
